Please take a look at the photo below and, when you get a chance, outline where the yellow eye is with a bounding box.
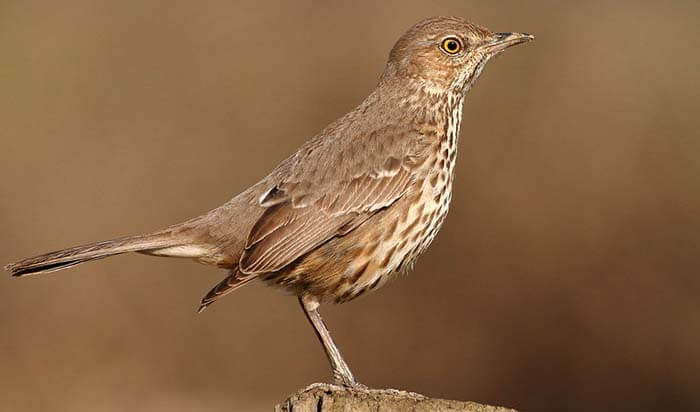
[440,37,463,55]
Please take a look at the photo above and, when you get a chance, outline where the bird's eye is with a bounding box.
[440,37,463,55]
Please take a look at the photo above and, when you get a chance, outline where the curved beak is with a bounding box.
[480,32,535,54]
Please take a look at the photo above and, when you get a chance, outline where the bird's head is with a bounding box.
[381,17,534,96]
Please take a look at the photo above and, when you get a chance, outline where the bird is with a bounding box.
[6,17,533,388]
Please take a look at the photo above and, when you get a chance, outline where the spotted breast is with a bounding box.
[263,90,465,304]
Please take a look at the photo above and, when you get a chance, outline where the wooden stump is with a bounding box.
[275,383,517,412]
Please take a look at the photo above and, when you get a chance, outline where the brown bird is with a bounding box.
[6,17,533,387]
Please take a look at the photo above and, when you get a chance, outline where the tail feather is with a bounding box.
[5,232,201,277]
[198,271,255,313]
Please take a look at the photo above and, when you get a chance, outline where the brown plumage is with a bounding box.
[5,17,533,387]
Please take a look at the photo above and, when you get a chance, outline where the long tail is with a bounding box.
[5,231,205,277]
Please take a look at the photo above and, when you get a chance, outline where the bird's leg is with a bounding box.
[298,296,363,388]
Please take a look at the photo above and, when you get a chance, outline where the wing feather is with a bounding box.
[239,126,431,275]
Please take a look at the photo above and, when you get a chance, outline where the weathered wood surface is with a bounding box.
[275,383,517,412]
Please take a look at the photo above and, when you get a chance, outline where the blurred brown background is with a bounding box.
[1,1,699,411]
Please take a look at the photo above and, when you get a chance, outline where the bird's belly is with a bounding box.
[269,148,457,304]
[282,169,454,303]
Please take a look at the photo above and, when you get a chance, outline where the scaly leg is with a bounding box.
[298,296,362,388]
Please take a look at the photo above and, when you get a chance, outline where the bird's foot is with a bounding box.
[333,371,367,390]
[345,381,369,390]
